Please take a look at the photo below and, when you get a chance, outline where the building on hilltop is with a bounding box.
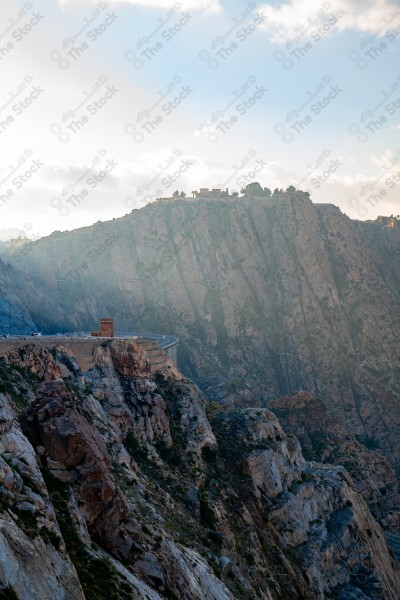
[91,318,115,338]
[191,188,229,199]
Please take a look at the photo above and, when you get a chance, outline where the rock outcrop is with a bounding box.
[0,390,84,599]
[4,344,63,381]
[0,341,399,599]
[27,379,128,550]
[213,408,400,599]
[269,392,400,534]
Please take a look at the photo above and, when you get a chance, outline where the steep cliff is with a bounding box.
[0,340,399,599]
[268,393,400,533]
[355,216,400,295]
[2,194,400,479]
[0,259,37,335]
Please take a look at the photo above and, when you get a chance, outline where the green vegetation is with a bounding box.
[12,506,39,539]
[355,435,380,451]
[0,588,19,599]
[240,182,271,197]
[155,440,181,467]
[0,362,20,404]
[283,546,303,569]
[41,468,130,599]
[154,376,189,454]
[124,430,148,463]
[201,445,217,465]
[199,494,216,529]
[0,360,39,413]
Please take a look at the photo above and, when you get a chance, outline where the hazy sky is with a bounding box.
[0,0,399,237]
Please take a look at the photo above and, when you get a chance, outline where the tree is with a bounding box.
[241,182,265,197]
[263,187,272,197]
[180,191,186,198]
[286,185,296,193]
[173,190,179,198]
[232,191,239,197]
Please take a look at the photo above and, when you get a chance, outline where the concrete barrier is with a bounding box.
[0,335,178,375]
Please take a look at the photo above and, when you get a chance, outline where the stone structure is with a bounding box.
[91,318,114,337]
[0,336,178,375]
[192,188,227,198]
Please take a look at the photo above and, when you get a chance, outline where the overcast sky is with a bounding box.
[0,0,399,238]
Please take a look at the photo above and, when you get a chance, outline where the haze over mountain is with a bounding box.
[1,189,400,598]
[1,190,399,467]
[2,0,400,594]
[0,258,36,335]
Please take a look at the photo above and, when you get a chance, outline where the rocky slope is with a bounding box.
[355,216,400,295]
[0,340,399,599]
[268,392,400,533]
[0,258,37,335]
[2,193,400,479]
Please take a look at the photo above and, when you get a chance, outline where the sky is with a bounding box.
[0,0,399,238]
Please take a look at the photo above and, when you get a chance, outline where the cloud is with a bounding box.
[58,0,222,13]
[369,147,400,169]
[258,0,400,44]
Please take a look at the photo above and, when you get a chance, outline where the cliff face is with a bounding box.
[0,341,399,599]
[268,393,400,533]
[0,259,37,335]
[2,195,400,477]
[355,216,400,295]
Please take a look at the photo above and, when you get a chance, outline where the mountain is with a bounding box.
[1,193,399,478]
[0,340,399,599]
[0,258,37,335]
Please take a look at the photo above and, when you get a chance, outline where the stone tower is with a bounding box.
[91,318,114,337]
